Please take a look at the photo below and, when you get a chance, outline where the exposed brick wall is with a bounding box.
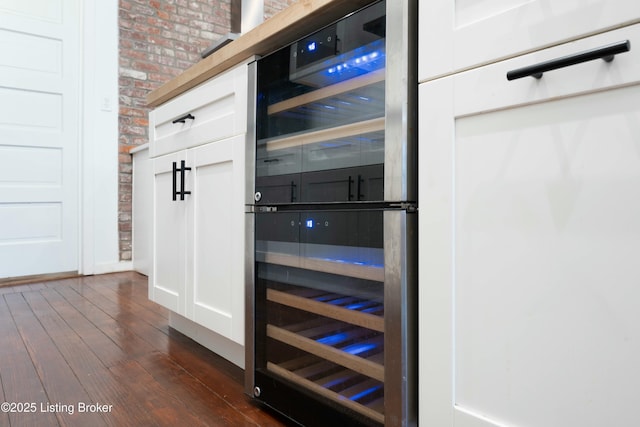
[118,0,232,261]
[264,0,298,20]
[118,0,297,262]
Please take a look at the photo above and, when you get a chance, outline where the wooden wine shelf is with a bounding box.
[263,117,385,152]
[268,361,385,424]
[259,251,384,282]
[267,324,385,382]
[267,289,384,332]
[267,68,385,115]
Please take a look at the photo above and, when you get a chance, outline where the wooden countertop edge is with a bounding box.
[146,0,376,107]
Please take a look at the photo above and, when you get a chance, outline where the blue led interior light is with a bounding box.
[342,342,376,355]
[345,302,367,310]
[308,41,316,52]
[319,39,385,84]
[349,384,383,401]
[327,297,351,305]
[317,332,349,346]
[306,219,314,228]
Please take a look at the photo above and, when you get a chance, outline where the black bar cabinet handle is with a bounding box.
[172,113,195,124]
[347,176,354,201]
[172,161,178,201]
[290,181,296,202]
[507,40,631,81]
[357,175,364,201]
[180,160,191,200]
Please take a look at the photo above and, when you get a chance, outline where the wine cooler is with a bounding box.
[245,1,417,425]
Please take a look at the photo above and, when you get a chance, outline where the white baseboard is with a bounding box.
[92,261,133,275]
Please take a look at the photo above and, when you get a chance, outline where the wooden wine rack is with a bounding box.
[258,250,385,282]
[266,286,385,424]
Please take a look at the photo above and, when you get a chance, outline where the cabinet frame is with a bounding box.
[419,24,640,427]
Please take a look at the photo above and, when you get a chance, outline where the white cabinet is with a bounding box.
[151,134,246,345]
[419,24,640,427]
[149,60,253,352]
[418,0,640,81]
[152,151,187,314]
[186,138,246,344]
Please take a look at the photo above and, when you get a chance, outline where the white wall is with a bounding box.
[132,144,151,276]
[80,0,124,274]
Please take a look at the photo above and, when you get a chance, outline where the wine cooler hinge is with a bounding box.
[249,205,278,213]
[389,202,417,212]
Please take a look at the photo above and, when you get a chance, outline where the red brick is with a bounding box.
[117,0,292,261]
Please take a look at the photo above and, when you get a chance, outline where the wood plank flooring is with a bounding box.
[0,272,291,427]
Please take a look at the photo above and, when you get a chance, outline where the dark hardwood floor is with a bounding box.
[0,272,291,427]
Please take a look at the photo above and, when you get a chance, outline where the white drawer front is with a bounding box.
[453,23,640,117]
[150,62,250,158]
[419,0,640,81]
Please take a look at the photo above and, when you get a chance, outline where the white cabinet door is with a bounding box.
[419,0,640,81]
[186,135,245,345]
[151,151,187,314]
[419,25,640,427]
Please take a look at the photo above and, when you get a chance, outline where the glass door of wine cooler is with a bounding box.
[255,0,387,205]
[254,209,387,425]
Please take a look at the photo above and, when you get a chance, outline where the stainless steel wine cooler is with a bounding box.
[245,1,417,425]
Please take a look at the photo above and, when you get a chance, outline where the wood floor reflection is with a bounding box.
[0,272,290,427]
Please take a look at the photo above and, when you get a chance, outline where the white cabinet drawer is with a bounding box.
[149,60,251,158]
[419,0,640,81]
[452,23,640,117]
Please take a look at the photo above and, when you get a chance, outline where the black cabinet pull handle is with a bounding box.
[180,160,191,200]
[172,113,195,124]
[357,175,364,201]
[172,161,178,201]
[290,181,296,202]
[347,176,354,201]
[507,40,630,81]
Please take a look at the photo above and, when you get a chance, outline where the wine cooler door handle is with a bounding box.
[180,160,191,200]
[172,161,178,201]
[357,174,364,201]
[172,113,195,124]
[290,181,296,202]
[507,40,631,81]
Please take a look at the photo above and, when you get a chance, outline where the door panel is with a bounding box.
[152,152,186,314]
[255,174,300,204]
[0,0,79,278]
[189,135,245,344]
[419,27,640,427]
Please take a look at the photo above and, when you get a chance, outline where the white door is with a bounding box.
[187,135,245,344]
[151,151,187,314]
[419,0,640,81]
[419,26,640,427]
[0,0,80,278]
